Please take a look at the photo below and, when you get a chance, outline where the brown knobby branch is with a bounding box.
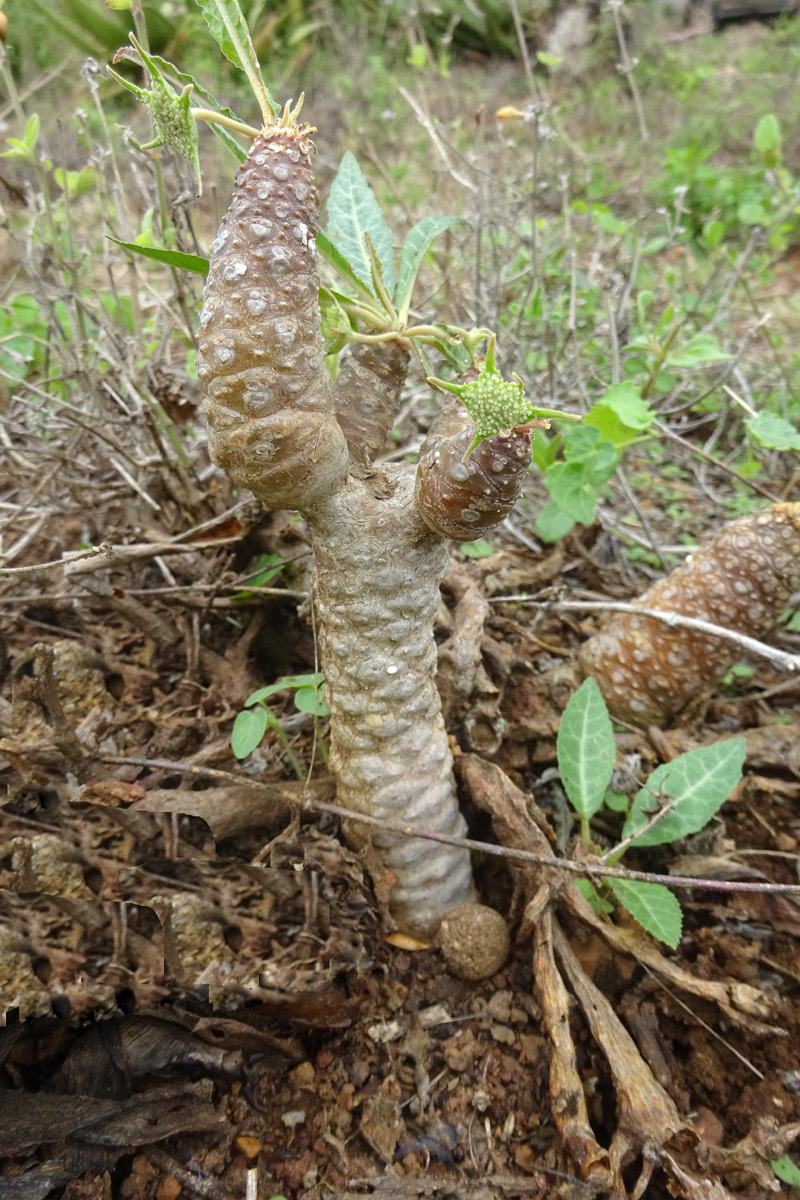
[99,755,800,897]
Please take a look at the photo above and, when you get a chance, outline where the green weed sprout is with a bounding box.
[232,674,329,773]
[556,678,745,947]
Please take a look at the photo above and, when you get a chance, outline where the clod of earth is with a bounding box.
[578,502,800,724]
[197,107,538,953]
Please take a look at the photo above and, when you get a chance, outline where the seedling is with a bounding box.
[557,678,746,947]
[231,673,329,773]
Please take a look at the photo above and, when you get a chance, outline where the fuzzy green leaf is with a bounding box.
[557,678,616,821]
[535,502,575,543]
[317,230,374,297]
[231,705,268,758]
[195,0,255,74]
[607,879,683,947]
[326,153,395,297]
[395,215,469,321]
[543,463,600,525]
[596,383,655,430]
[622,739,746,848]
[108,238,209,275]
[746,412,800,452]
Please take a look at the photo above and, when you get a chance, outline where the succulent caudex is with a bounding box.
[198,107,545,942]
[579,503,800,725]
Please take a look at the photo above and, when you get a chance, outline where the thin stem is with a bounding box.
[99,755,800,897]
[263,707,304,781]
[191,108,260,140]
[489,596,800,675]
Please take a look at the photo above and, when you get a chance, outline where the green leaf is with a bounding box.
[738,201,769,226]
[459,538,493,558]
[597,383,655,431]
[536,50,562,67]
[244,683,286,706]
[666,334,732,368]
[326,152,395,297]
[280,673,325,689]
[2,113,40,162]
[584,404,645,448]
[562,424,601,462]
[622,738,746,848]
[395,215,469,321]
[293,685,330,717]
[701,219,725,247]
[231,705,268,758]
[575,878,613,914]
[535,502,575,542]
[316,230,374,297]
[230,553,284,601]
[604,791,630,813]
[754,113,781,155]
[195,0,255,76]
[557,678,616,821]
[107,237,209,276]
[531,429,560,472]
[746,412,800,452]
[771,1156,800,1186]
[544,463,599,525]
[607,879,683,948]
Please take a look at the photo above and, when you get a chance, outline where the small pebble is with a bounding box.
[438,903,510,981]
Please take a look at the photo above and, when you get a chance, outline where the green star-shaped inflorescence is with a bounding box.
[107,35,201,194]
[428,334,573,457]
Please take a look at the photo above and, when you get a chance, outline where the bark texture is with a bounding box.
[309,474,475,938]
[198,122,348,509]
[333,340,410,470]
[579,502,800,725]
[198,114,537,941]
[416,402,534,539]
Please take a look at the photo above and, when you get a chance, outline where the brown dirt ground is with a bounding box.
[1,488,799,1200]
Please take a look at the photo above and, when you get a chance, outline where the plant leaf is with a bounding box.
[459,538,493,559]
[746,412,800,452]
[607,878,683,947]
[293,685,330,717]
[231,705,268,758]
[622,739,746,848]
[596,382,655,430]
[557,678,616,820]
[771,1156,800,1186]
[326,152,395,296]
[535,501,575,542]
[395,215,469,321]
[195,0,254,74]
[316,230,374,297]
[108,237,209,275]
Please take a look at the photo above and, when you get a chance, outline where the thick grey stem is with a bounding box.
[308,469,475,938]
